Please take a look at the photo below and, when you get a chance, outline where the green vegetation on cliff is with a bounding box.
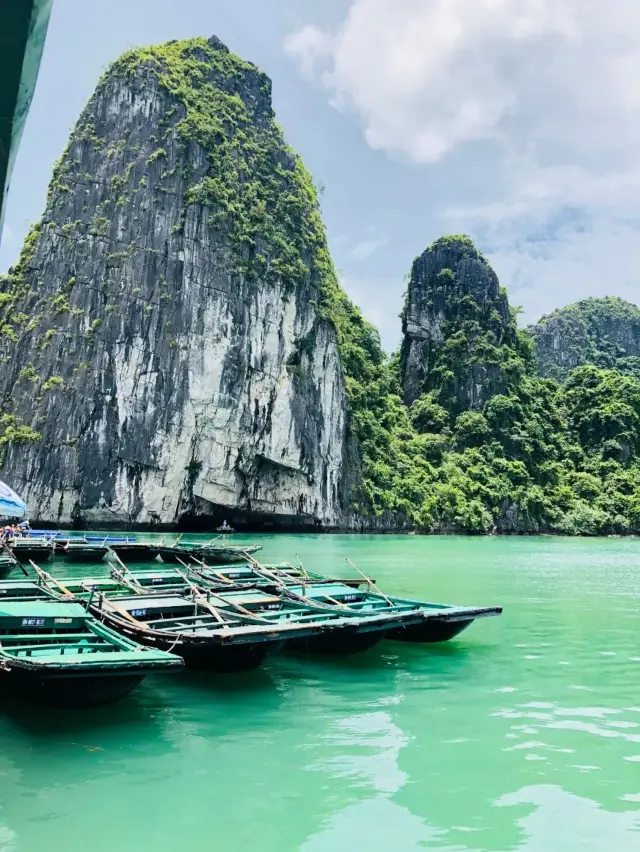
[530,297,640,382]
[349,237,640,535]
[5,35,640,536]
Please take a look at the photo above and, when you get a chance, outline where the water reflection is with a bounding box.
[2,534,640,851]
[496,785,640,851]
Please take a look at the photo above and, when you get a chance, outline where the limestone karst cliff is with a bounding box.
[3,36,640,537]
[0,36,360,529]
[400,236,519,412]
[529,297,640,382]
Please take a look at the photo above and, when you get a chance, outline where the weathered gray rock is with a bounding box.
[400,236,517,412]
[529,297,640,382]
[0,37,353,529]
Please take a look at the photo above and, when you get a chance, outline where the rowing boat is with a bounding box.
[62,542,110,563]
[9,538,54,564]
[87,591,344,672]
[108,542,158,562]
[153,543,263,565]
[98,566,433,654]
[0,600,182,706]
[282,581,503,643]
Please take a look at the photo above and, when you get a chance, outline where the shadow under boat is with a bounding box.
[0,599,183,707]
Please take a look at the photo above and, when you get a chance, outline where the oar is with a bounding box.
[29,561,74,598]
[97,592,149,629]
[172,565,227,624]
[345,558,395,606]
[184,555,236,585]
[110,548,135,577]
[247,557,288,587]
[110,568,145,594]
[164,533,183,550]
[295,553,310,579]
[2,541,27,576]
[175,560,271,622]
[175,556,217,583]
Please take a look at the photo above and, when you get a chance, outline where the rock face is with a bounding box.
[0,37,353,529]
[400,236,518,412]
[529,297,640,382]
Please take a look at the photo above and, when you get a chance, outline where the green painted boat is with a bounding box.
[86,590,356,672]
[0,579,54,601]
[81,568,434,655]
[62,542,109,563]
[0,549,18,580]
[108,542,158,562]
[9,538,54,564]
[154,543,263,565]
[0,600,183,706]
[282,581,503,643]
[195,585,427,655]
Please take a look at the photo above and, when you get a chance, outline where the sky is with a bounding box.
[2,0,639,350]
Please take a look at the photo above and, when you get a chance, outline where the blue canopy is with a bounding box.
[0,480,26,519]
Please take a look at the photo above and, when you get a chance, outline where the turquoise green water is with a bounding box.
[1,534,639,851]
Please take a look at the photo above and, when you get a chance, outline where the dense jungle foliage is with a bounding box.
[531,297,640,382]
[347,237,640,535]
[4,37,640,535]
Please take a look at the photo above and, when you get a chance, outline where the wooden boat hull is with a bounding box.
[0,563,15,580]
[91,605,278,673]
[286,629,382,655]
[109,545,157,562]
[192,550,254,565]
[99,627,273,673]
[166,640,272,673]
[11,547,53,564]
[387,618,474,643]
[154,545,262,565]
[63,549,108,563]
[5,668,146,707]
[387,606,502,643]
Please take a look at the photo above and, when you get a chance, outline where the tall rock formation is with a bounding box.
[0,37,355,529]
[529,297,640,382]
[400,236,520,413]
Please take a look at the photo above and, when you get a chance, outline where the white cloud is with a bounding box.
[348,237,387,262]
[283,24,334,80]
[286,0,640,327]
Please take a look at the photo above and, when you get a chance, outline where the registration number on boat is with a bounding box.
[21,618,45,627]
[131,609,147,617]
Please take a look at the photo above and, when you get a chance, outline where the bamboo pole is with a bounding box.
[295,553,310,579]
[2,541,27,576]
[182,555,235,585]
[345,558,395,606]
[97,593,149,629]
[29,561,74,597]
[172,565,227,624]
[110,569,144,594]
[174,562,271,622]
